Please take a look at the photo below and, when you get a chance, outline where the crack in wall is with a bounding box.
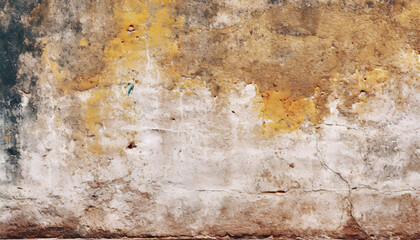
[1,0,419,238]
[315,134,371,239]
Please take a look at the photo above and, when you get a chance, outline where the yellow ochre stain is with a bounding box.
[178,77,204,95]
[4,136,11,141]
[39,0,401,140]
[354,68,389,101]
[331,68,389,103]
[79,37,89,47]
[258,89,320,136]
[39,1,183,154]
[79,0,182,154]
[328,67,390,116]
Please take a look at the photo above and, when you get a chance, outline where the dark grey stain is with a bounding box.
[0,0,42,183]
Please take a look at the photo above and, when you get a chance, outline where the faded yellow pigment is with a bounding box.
[331,68,389,101]
[258,90,320,136]
[81,0,182,153]
[40,1,184,154]
[394,1,420,28]
[79,37,89,47]
[41,0,401,140]
[355,68,389,101]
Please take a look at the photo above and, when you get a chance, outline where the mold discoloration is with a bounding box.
[0,0,41,91]
[0,0,42,183]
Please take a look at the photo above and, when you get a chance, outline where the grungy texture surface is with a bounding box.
[0,0,419,239]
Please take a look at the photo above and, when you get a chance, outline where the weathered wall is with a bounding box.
[0,0,419,239]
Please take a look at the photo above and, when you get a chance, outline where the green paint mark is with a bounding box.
[128,84,134,96]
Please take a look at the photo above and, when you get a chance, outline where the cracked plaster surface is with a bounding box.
[0,0,419,239]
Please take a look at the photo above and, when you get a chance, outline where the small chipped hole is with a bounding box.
[127,141,137,149]
[127,24,135,33]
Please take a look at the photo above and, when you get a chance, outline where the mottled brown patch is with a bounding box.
[32,0,117,91]
[0,224,128,239]
[388,0,420,53]
[174,0,220,29]
[165,0,414,125]
[351,192,420,238]
[0,213,80,238]
[341,217,370,239]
